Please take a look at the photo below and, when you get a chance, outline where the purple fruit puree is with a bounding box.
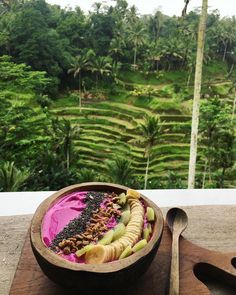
[41,191,118,263]
[41,191,87,247]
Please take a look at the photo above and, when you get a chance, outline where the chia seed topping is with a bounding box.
[50,191,105,250]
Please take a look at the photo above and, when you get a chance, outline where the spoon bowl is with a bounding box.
[166,207,188,235]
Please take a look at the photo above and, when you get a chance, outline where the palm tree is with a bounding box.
[149,11,163,43]
[0,162,29,191]
[109,38,125,63]
[182,0,191,16]
[105,157,134,186]
[127,23,146,68]
[157,38,185,71]
[51,118,81,170]
[188,0,208,188]
[89,56,112,90]
[139,115,163,189]
[0,0,17,14]
[111,61,122,84]
[68,55,88,112]
[214,18,236,62]
[77,168,97,183]
[92,2,102,14]
[127,5,138,25]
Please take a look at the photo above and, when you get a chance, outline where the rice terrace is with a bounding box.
[0,0,235,190]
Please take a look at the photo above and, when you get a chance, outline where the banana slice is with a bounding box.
[84,245,106,264]
[85,197,146,264]
[102,198,144,262]
[126,189,140,199]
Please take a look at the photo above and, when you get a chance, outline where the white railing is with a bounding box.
[0,189,236,216]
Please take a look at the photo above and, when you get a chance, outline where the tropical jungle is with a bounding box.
[0,0,235,191]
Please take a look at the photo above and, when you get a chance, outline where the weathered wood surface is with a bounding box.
[0,214,32,295]
[9,221,236,295]
[1,206,236,295]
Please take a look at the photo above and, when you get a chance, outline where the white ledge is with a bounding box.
[0,189,235,216]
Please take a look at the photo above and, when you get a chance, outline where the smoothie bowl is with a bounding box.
[30,182,164,291]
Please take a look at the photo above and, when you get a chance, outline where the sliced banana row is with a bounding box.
[85,196,144,264]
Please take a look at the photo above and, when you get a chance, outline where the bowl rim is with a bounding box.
[30,182,164,273]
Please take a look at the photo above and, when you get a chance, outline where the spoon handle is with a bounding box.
[169,233,180,295]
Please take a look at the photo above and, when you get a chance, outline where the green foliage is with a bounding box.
[210,83,231,96]
[149,98,184,114]
[0,162,29,192]
[158,85,174,97]
[199,98,235,187]
[36,95,52,108]
[89,56,112,89]
[130,86,159,98]
[105,157,135,186]
[47,117,82,169]
[145,171,185,189]
[0,101,49,164]
[165,171,185,189]
[76,168,97,183]
[25,148,78,190]
[138,115,163,157]
[137,115,164,189]
[0,0,235,190]
[0,0,235,90]
[126,21,147,66]
[6,0,69,79]
[56,7,88,54]
[87,5,116,56]
[0,55,51,94]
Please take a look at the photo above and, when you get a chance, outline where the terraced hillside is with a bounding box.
[49,67,236,188]
[52,93,205,186]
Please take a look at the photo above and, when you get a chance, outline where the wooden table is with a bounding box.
[1,205,236,295]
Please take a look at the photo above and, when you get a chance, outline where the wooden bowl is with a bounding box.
[30,182,164,292]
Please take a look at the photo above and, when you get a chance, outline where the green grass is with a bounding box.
[119,70,189,86]
[149,98,187,114]
[118,71,160,85]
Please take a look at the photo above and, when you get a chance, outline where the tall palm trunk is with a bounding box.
[144,154,150,189]
[188,0,208,189]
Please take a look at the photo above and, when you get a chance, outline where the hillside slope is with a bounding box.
[51,65,236,188]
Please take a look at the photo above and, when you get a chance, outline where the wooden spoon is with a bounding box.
[166,208,188,295]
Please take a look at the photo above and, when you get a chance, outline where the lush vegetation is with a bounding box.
[0,0,235,191]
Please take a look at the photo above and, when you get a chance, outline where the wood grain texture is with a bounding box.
[167,208,188,295]
[1,205,236,295]
[10,222,236,294]
[0,214,32,295]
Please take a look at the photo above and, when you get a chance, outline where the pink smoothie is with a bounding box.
[41,191,118,263]
[41,191,87,247]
